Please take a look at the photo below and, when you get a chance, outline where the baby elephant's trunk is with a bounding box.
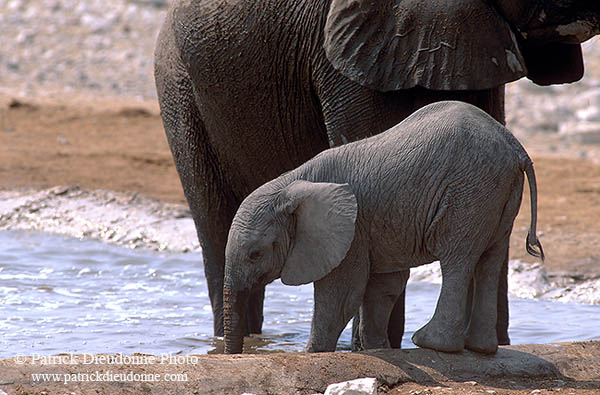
[523,161,545,260]
[223,286,248,354]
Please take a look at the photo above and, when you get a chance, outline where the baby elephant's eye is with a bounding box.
[248,250,263,261]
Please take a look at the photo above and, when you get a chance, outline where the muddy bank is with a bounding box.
[0,186,198,252]
[1,341,599,394]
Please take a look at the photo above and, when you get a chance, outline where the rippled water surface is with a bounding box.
[1,230,598,358]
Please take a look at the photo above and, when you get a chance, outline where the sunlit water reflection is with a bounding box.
[1,230,598,358]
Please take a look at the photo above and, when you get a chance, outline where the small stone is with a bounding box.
[80,13,113,34]
[576,106,600,122]
[324,377,378,395]
[7,61,20,71]
[554,379,566,386]
[7,0,23,11]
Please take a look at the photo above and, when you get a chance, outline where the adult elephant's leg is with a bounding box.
[496,252,510,345]
[360,270,409,349]
[351,314,361,351]
[464,251,508,345]
[246,287,265,334]
[387,286,406,348]
[155,55,242,337]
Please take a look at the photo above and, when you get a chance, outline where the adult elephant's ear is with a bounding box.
[323,0,527,91]
[278,180,357,286]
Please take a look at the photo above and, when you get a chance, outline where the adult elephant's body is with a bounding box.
[154,0,598,341]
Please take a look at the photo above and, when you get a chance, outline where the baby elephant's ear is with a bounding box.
[279,180,357,286]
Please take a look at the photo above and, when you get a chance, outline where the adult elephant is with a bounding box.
[154,0,599,347]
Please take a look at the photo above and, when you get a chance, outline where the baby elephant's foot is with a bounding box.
[465,327,498,354]
[305,338,337,353]
[412,321,464,353]
[361,336,391,350]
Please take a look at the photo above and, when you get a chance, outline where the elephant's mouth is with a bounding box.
[525,20,599,43]
[520,2,600,44]
[255,271,279,288]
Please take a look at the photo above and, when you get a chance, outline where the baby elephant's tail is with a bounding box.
[523,161,545,261]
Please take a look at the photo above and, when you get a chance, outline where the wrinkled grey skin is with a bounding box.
[154,0,598,345]
[223,101,544,354]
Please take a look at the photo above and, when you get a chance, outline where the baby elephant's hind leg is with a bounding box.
[465,234,510,354]
[359,270,409,349]
[467,175,523,352]
[412,256,476,352]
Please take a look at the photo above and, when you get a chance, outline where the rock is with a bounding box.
[508,260,551,299]
[131,0,170,7]
[6,61,19,71]
[80,13,113,33]
[573,89,600,122]
[0,0,167,99]
[576,106,600,122]
[408,261,442,284]
[0,187,199,252]
[324,378,378,395]
[7,0,23,11]
[555,278,600,304]
[7,98,37,110]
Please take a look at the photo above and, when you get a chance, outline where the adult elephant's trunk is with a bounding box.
[223,286,248,354]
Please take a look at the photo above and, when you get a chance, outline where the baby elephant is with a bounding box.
[223,101,543,354]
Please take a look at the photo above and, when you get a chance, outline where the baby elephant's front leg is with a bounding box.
[360,270,409,349]
[306,258,369,352]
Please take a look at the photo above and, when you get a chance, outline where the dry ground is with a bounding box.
[2,342,600,394]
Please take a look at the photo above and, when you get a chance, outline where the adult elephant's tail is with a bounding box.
[523,161,545,261]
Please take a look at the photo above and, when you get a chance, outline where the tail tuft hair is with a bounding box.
[526,232,545,261]
[524,161,544,262]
